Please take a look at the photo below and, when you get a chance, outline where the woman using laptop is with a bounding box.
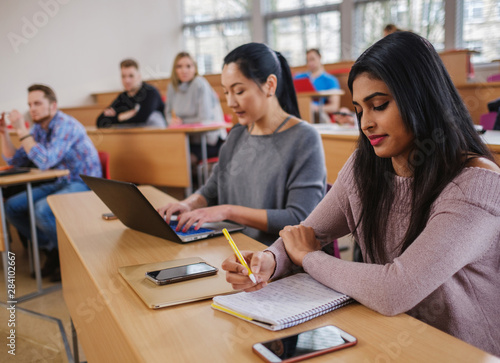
[222,32,500,356]
[158,43,326,246]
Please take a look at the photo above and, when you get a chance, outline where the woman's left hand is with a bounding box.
[175,205,231,232]
[280,225,320,267]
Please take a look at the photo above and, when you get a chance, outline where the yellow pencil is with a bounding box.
[222,228,257,284]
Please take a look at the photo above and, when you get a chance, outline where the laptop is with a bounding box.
[293,77,316,93]
[0,166,31,177]
[80,175,244,243]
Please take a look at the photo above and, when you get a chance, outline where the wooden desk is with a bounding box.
[297,89,346,123]
[317,127,500,184]
[60,105,105,127]
[0,169,69,301]
[47,187,497,362]
[455,82,500,124]
[86,124,227,194]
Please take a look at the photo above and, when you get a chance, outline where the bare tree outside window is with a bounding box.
[354,0,444,57]
[183,0,251,74]
[462,0,500,63]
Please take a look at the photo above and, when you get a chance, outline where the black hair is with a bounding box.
[223,42,300,118]
[347,31,495,264]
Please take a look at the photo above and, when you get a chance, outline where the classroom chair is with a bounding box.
[486,73,500,82]
[324,183,342,259]
[480,112,497,130]
[196,122,233,187]
[98,151,111,179]
[197,156,219,187]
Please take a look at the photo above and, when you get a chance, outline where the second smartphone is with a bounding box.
[145,262,218,285]
[252,325,357,363]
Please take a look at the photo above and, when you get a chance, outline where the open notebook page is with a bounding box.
[212,273,351,330]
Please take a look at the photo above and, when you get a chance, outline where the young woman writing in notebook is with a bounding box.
[222,32,500,356]
[158,43,326,246]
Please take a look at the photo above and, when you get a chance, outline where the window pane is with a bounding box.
[264,0,341,13]
[463,0,500,63]
[354,0,444,58]
[184,22,251,74]
[267,11,340,66]
[183,0,250,22]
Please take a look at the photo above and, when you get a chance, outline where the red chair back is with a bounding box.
[325,183,341,258]
[480,112,497,130]
[487,73,500,82]
[98,151,111,179]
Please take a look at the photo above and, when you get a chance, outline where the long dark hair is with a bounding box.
[348,31,495,264]
[223,42,300,118]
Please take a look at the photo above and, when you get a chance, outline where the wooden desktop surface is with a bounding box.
[0,168,69,186]
[297,90,346,123]
[47,187,497,363]
[318,127,500,184]
[0,169,69,252]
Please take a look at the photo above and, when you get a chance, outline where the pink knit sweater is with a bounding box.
[267,153,500,356]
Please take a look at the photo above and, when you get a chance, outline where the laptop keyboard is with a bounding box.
[169,221,213,237]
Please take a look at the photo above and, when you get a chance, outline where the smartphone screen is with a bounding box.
[146,262,218,284]
[254,325,356,362]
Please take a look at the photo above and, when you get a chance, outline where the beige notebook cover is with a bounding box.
[118,257,236,309]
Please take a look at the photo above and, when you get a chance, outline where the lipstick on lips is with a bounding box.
[368,134,387,146]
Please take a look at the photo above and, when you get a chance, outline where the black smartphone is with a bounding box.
[145,262,218,285]
[252,325,357,363]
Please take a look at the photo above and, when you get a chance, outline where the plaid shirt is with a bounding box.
[7,111,102,182]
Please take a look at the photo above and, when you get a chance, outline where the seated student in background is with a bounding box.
[1,84,102,282]
[165,52,226,164]
[158,43,326,246]
[383,23,401,37]
[294,48,354,125]
[223,32,500,356]
[96,59,166,128]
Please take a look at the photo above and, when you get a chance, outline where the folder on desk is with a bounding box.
[118,257,236,309]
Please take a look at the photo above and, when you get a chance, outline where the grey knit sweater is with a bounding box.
[268,152,500,356]
[198,121,326,245]
[165,76,225,145]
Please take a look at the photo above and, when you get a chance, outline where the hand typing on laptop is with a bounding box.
[158,195,231,233]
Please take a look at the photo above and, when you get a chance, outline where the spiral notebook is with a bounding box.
[211,273,352,331]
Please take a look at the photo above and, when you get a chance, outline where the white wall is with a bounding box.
[0,0,183,113]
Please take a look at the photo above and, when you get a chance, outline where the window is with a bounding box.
[181,0,500,72]
[464,0,484,23]
[264,1,341,66]
[462,0,500,63]
[182,0,251,74]
[265,0,341,12]
[354,0,445,58]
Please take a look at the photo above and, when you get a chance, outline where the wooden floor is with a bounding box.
[0,185,354,362]
[0,224,82,362]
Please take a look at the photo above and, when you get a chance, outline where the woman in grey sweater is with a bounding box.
[158,43,326,245]
[165,52,226,161]
[222,32,500,356]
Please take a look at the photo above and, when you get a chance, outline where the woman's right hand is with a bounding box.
[169,117,183,126]
[222,250,276,292]
[157,202,192,223]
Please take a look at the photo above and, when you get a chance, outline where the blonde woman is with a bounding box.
[166,52,226,162]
